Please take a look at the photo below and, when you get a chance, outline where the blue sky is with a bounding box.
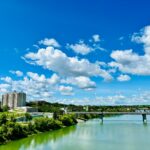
[0,0,150,105]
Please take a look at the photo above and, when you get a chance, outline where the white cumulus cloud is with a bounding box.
[23,46,112,81]
[92,34,101,42]
[67,34,103,55]
[117,74,131,82]
[0,72,60,100]
[109,25,150,76]
[10,70,23,77]
[67,40,93,55]
[39,38,60,47]
[59,85,74,96]
[61,76,96,90]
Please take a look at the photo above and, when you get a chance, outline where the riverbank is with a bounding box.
[0,112,100,145]
[0,113,77,145]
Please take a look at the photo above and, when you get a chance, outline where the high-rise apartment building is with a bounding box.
[1,92,26,109]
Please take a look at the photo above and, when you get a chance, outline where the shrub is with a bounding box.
[47,119,63,130]
[59,114,77,126]
[2,105,9,112]
[34,118,50,131]
[0,113,7,125]
[25,113,32,122]
[27,122,36,134]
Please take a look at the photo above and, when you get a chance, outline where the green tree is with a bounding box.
[25,113,32,122]
[0,113,7,125]
[2,105,9,112]
[10,115,16,122]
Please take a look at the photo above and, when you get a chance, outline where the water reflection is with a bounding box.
[0,126,76,150]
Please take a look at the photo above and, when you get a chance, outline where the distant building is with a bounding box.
[2,92,26,109]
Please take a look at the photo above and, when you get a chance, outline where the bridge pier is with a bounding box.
[100,114,104,123]
[142,114,147,123]
[75,113,79,118]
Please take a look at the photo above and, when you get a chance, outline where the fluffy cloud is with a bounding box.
[55,91,150,105]
[67,40,93,55]
[61,76,96,90]
[94,91,150,105]
[47,73,60,85]
[109,49,150,75]
[132,25,150,54]
[0,72,60,100]
[10,70,23,77]
[27,72,60,85]
[27,72,46,82]
[67,34,103,55]
[0,84,10,93]
[23,46,112,81]
[109,25,150,75]
[39,38,60,48]
[117,74,131,82]
[92,34,100,42]
[59,85,74,96]
[1,76,12,83]
[53,91,150,105]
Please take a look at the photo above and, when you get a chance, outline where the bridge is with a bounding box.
[67,111,150,123]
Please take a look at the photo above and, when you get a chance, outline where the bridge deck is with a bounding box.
[67,112,150,115]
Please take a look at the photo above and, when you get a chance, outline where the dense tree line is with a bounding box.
[27,101,150,112]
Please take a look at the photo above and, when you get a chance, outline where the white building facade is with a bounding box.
[2,92,26,109]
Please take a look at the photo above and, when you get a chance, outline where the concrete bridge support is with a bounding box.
[75,113,79,118]
[100,114,104,123]
[142,114,147,123]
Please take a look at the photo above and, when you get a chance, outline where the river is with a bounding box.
[0,115,150,150]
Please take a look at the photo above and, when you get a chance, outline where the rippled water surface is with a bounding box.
[1,115,150,150]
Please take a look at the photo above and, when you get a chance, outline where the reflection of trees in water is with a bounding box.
[0,126,76,150]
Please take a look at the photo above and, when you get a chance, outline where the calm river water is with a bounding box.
[1,115,150,150]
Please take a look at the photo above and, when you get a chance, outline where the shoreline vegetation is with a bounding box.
[0,112,98,145]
